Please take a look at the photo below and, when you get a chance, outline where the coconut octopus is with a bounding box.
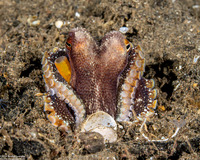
[41,28,157,142]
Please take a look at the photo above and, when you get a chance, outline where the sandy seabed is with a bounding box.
[0,0,200,159]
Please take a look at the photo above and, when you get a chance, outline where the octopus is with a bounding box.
[42,28,157,142]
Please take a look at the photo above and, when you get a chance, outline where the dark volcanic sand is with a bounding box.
[0,0,200,159]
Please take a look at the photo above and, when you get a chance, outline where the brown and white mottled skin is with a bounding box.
[42,27,157,135]
[67,28,129,117]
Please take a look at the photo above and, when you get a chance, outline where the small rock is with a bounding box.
[78,132,105,154]
[193,55,200,64]
[75,12,80,18]
[55,20,63,29]
[192,5,199,9]
[27,16,40,26]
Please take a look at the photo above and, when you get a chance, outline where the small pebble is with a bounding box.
[27,16,40,26]
[192,5,199,9]
[192,83,198,88]
[119,27,129,34]
[158,105,166,111]
[55,20,63,29]
[193,55,200,64]
[31,20,40,26]
[75,12,80,18]
[78,132,105,153]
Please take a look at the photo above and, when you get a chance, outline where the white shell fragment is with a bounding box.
[192,5,199,9]
[55,20,63,29]
[81,111,117,143]
[193,55,200,64]
[75,12,80,18]
[119,27,129,34]
[27,16,40,26]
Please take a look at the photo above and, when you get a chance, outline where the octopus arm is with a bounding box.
[42,49,86,132]
[117,45,157,122]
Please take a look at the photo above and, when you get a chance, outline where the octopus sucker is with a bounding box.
[149,89,157,99]
[42,28,159,142]
[146,79,155,88]
[44,102,54,112]
[147,100,157,110]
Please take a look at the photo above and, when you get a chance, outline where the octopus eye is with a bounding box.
[126,43,131,51]
[124,39,132,52]
[66,37,72,50]
[66,41,71,47]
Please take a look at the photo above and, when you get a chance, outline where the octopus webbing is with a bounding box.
[42,28,157,142]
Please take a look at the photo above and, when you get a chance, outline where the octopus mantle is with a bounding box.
[42,28,157,142]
